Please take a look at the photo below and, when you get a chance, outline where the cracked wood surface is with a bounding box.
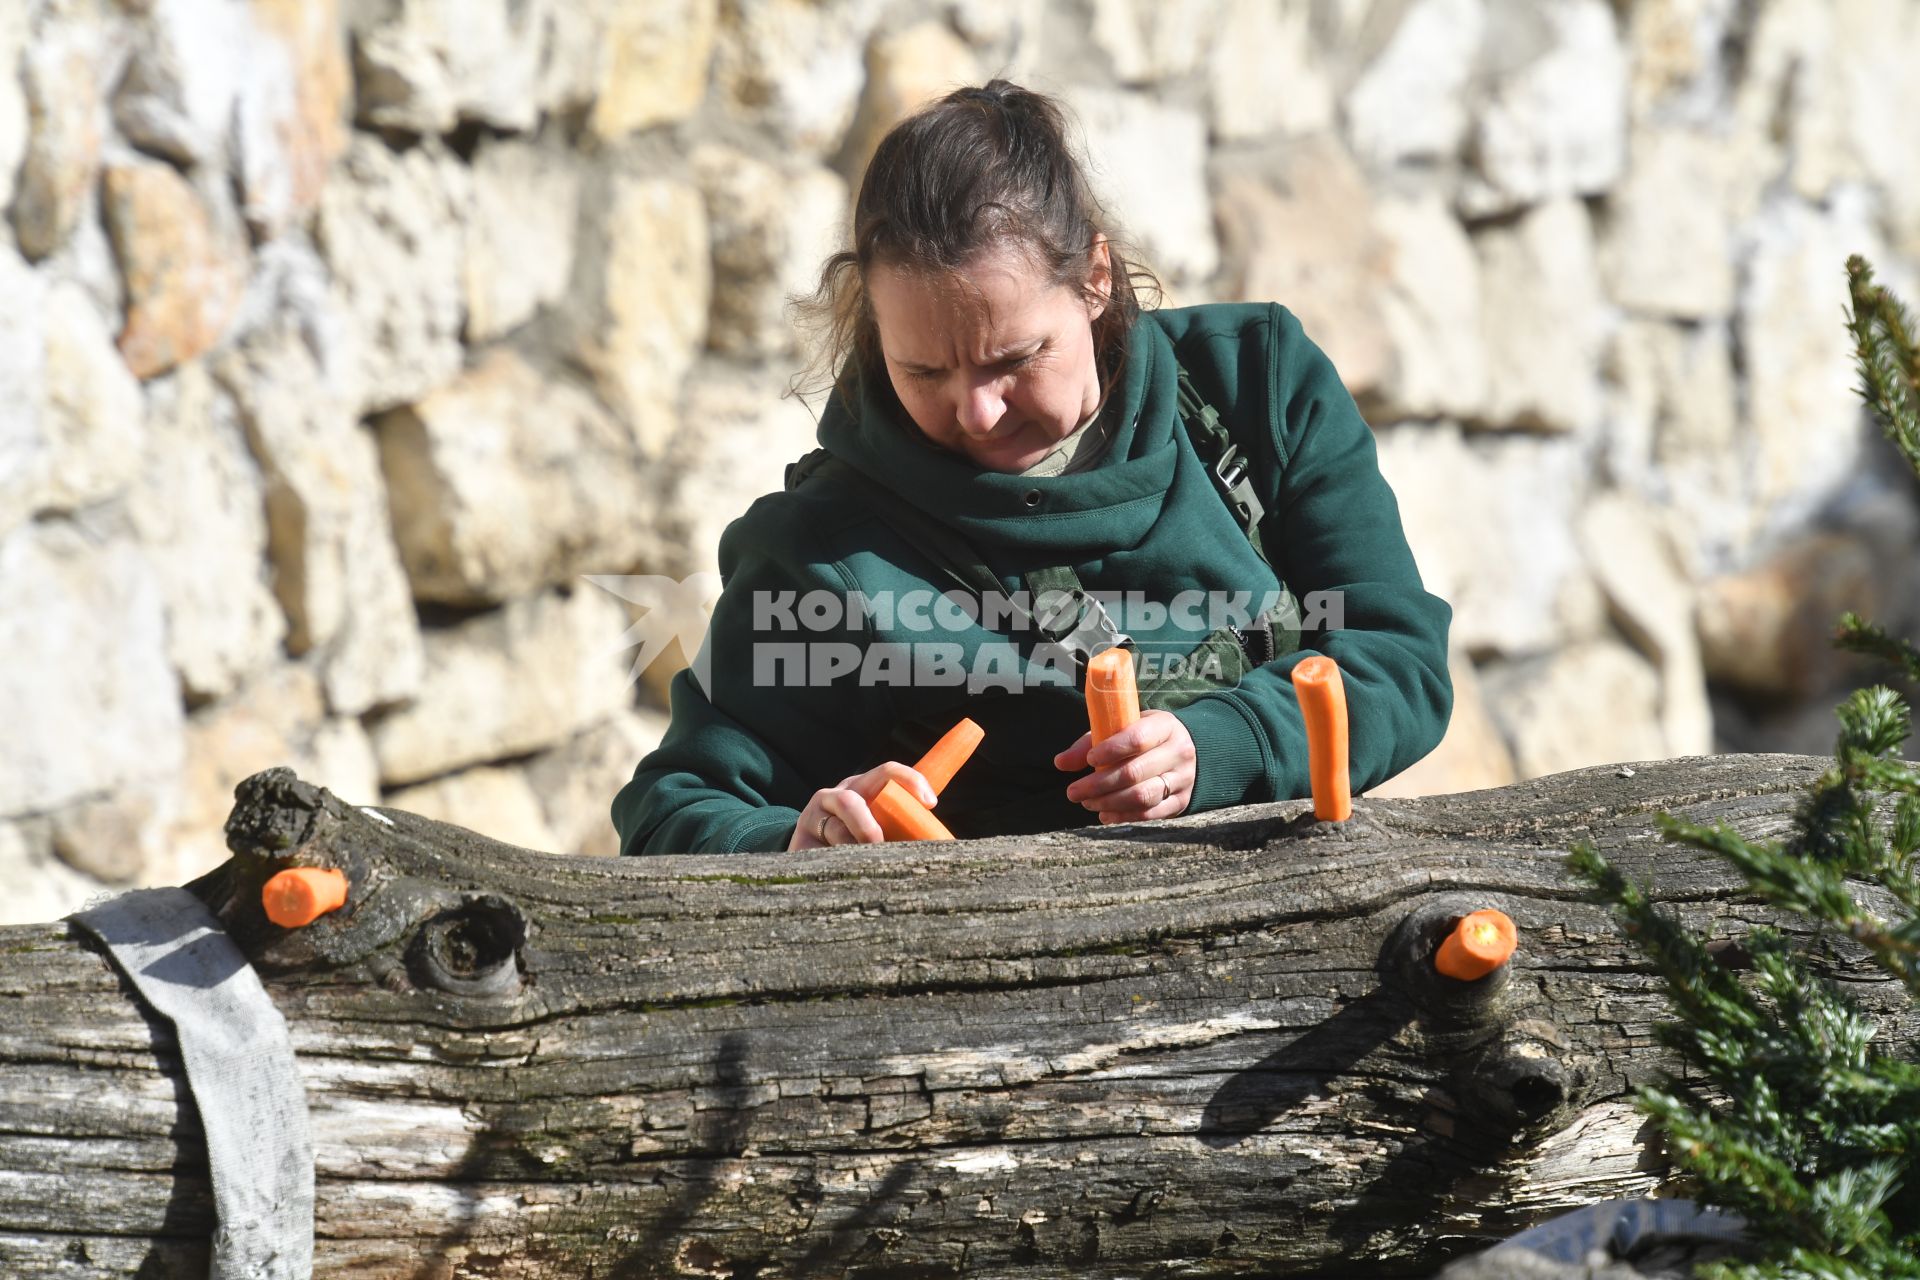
[0,753,1908,1278]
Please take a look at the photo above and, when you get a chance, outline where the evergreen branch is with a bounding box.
[1846,255,1920,473]
[1834,614,1920,686]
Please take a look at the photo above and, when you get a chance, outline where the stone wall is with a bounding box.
[3,0,1918,924]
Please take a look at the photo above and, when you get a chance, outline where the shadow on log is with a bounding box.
[1,753,1909,1277]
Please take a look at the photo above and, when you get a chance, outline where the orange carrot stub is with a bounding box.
[1086,647,1141,746]
[1290,656,1351,822]
[869,716,986,843]
[1434,909,1518,982]
[262,867,349,928]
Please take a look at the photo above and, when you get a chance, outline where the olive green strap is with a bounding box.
[1177,366,1270,566]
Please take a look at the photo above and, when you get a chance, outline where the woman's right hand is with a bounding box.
[789,762,939,850]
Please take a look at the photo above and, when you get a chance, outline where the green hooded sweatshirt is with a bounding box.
[613,302,1452,855]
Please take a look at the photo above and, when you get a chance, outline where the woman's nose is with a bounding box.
[955,378,1005,437]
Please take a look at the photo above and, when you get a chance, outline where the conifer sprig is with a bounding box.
[1566,257,1920,1276]
[1846,254,1920,473]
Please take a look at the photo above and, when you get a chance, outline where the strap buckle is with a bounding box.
[1031,588,1131,665]
[1213,445,1266,533]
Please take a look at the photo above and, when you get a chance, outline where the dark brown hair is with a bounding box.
[792,79,1160,406]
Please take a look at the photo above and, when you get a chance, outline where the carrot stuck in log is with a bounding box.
[1435,909,1517,982]
[262,867,348,928]
[1290,656,1351,821]
[1086,647,1140,747]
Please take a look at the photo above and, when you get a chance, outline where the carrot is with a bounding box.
[262,867,349,928]
[870,779,957,842]
[1434,909,1518,982]
[1290,656,1351,821]
[1086,647,1140,747]
[913,717,984,795]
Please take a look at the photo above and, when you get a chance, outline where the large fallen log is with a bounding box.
[1,753,1908,1278]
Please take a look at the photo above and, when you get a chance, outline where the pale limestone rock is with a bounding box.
[839,21,979,181]
[1747,0,1857,207]
[1481,640,1668,779]
[38,280,144,512]
[10,17,105,260]
[1618,0,1739,121]
[1369,194,1488,423]
[1736,190,1881,524]
[51,778,182,886]
[1206,0,1333,141]
[164,662,382,888]
[1458,0,1627,218]
[713,0,883,155]
[124,363,286,704]
[387,765,561,854]
[101,159,248,379]
[1374,424,1592,658]
[1213,144,1393,396]
[236,0,352,238]
[663,364,824,580]
[590,0,720,140]
[1086,0,1223,85]
[0,817,114,928]
[367,585,635,787]
[1599,318,1746,570]
[1343,0,1483,172]
[463,139,580,343]
[1061,86,1216,285]
[111,0,248,167]
[1830,0,1920,259]
[569,171,708,454]
[945,0,1042,55]
[1597,125,1738,320]
[36,167,126,321]
[0,245,49,540]
[1368,646,1518,798]
[530,0,604,117]
[317,134,469,415]
[1696,533,1882,699]
[1578,492,1713,757]
[1473,198,1605,435]
[214,323,424,716]
[693,145,847,359]
[349,0,546,134]
[0,7,27,213]
[524,708,673,857]
[0,520,184,818]
[374,349,659,605]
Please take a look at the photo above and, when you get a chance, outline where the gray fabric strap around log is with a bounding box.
[71,887,315,1280]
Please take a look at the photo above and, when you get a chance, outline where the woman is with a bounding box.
[613,81,1452,855]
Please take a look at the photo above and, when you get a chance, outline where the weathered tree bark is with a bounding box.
[0,753,1909,1279]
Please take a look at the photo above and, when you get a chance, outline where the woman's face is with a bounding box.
[867,241,1111,473]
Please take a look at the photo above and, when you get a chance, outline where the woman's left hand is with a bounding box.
[1055,709,1194,823]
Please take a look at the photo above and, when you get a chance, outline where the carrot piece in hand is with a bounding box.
[1434,909,1517,982]
[1290,656,1351,821]
[870,779,957,842]
[1086,647,1140,747]
[262,867,348,928]
[913,717,984,795]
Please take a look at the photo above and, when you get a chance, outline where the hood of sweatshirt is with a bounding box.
[814,313,1181,562]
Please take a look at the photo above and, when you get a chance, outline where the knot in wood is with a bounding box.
[405,895,528,997]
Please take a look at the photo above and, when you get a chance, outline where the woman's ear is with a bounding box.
[1087,233,1113,321]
